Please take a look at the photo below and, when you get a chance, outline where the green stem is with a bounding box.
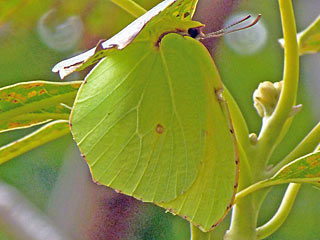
[224,136,260,240]
[235,138,320,203]
[257,0,299,161]
[256,183,301,239]
[270,121,320,175]
[225,1,299,239]
[110,0,146,18]
[234,178,318,204]
[224,195,259,240]
[255,145,320,239]
[234,181,273,205]
[191,224,210,240]
[0,120,70,165]
[223,87,251,151]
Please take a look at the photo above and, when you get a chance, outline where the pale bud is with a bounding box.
[253,81,283,117]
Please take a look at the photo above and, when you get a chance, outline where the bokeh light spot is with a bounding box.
[224,13,268,55]
[37,9,84,52]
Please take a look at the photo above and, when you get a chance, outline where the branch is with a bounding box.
[191,224,210,240]
[256,183,301,239]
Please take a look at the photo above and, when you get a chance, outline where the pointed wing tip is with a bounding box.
[52,63,67,79]
[58,71,69,80]
[51,67,68,80]
[51,63,59,73]
[52,62,81,79]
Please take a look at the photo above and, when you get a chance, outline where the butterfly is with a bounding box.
[52,0,260,231]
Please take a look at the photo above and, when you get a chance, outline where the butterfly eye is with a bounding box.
[188,27,200,38]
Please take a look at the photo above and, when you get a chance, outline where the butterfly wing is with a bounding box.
[52,0,177,79]
[70,32,238,231]
[52,0,201,79]
[156,33,238,231]
[70,38,207,202]
[67,0,236,231]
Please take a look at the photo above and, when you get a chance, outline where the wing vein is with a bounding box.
[75,50,151,121]
[159,48,189,191]
[83,108,136,156]
[96,132,137,182]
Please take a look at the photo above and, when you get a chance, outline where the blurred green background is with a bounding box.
[0,0,319,239]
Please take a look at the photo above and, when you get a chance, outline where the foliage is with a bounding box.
[280,15,320,55]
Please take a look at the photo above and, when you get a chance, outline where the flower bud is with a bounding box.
[253,81,283,117]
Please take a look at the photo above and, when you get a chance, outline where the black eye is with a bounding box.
[188,28,200,38]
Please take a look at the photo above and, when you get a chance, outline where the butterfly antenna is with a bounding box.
[210,15,252,34]
[197,14,261,40]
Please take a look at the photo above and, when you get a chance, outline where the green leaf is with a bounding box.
[0,120,70,165]
[271,151,320,183]
[52,0,201,79]
[70,30,237,231]
[279,15,320,55]
[298,15,320,55]
[0,81,81,133]
[235,151,320,203]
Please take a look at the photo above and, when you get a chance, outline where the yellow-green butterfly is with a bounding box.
[53,0,249,231]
